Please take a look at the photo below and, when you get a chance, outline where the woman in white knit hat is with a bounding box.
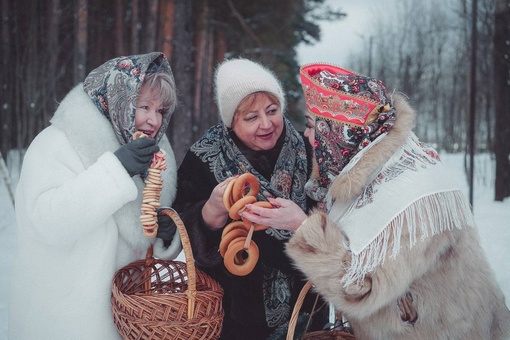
[173,58,327,339]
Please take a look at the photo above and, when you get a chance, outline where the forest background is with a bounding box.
[1,0,509,201]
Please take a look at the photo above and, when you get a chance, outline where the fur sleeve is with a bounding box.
[286,208,457,320]
[286,210,372,312]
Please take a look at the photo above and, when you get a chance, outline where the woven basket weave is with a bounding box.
[287,281,356,340]
[111,208,224,339]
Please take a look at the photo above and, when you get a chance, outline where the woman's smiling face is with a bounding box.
[134,85,163,138]
[231,92,284,151]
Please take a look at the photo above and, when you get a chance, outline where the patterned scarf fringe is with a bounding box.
[342,190,475,287]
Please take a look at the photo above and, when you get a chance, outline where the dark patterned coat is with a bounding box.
[173,125,327,339]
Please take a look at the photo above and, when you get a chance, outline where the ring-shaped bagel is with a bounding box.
[219,228,248,257]
[223,237,259,276]
[229,195,256,220]
[221,221,249,238]
[232,173,260,201]
[143,227,158,238]
[132,131,147,139]
[222,178,237,210]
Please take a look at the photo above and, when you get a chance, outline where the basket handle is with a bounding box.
[286,280,313,340]
[158,208,197,320]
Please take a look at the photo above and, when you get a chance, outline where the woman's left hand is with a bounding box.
[202,177,236,230]
[240,197,307,232]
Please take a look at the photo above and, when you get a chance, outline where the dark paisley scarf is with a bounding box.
[83,52,174,145]
[190,116,308,240]
[190,116,308,330]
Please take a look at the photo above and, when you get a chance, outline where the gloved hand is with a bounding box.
[114,138,160,177]
[156,209,177,247]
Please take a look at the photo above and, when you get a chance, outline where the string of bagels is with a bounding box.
[133,131,167,238]
[220,173,274,276]
[133,131,271,276]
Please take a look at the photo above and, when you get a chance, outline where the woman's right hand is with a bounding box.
[241,197,307,232]
[201,177,236,230]
[114,138,160,177]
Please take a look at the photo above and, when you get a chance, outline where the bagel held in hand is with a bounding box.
[232,172,260,201]
[134,131,167,238]
[219,173,265,276]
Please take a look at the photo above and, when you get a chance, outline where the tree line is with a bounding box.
[0,0,342,163]
[345,0,509,200]
[1,0,509,200]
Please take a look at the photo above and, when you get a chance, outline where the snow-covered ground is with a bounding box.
[0,152,509,339]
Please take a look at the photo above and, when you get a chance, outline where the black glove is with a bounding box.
[114,138,159,177]
[156,210,177,247]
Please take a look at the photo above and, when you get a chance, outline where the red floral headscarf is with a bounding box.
[300,63,397,203]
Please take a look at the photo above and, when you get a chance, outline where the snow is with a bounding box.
[0,152,509,339]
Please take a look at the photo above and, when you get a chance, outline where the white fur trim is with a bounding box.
[50,84,178,251]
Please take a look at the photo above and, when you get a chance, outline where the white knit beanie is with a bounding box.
[215,58,286,128]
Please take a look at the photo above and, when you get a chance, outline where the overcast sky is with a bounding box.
[297,0,392,67]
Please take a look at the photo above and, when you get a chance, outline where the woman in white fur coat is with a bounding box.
[9,52,182,340]
[285,64,510,339]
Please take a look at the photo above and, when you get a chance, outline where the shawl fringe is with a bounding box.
[342,190,475,287]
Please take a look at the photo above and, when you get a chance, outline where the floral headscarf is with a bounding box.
[300,63,397,203]
[83,52,174,145]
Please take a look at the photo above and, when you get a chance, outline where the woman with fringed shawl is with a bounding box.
[285,63,510,339]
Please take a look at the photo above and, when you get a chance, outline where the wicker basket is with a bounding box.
[287,281,356,340]
[111,208,224,340]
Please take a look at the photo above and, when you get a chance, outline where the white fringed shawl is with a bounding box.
[328,132,475,286]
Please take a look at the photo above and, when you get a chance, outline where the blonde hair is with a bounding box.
[142,72,177,116]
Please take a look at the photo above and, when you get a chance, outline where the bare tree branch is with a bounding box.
[227,0,263,48]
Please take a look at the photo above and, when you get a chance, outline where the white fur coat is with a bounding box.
[9,85,180,340]
[286,95,510,339]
